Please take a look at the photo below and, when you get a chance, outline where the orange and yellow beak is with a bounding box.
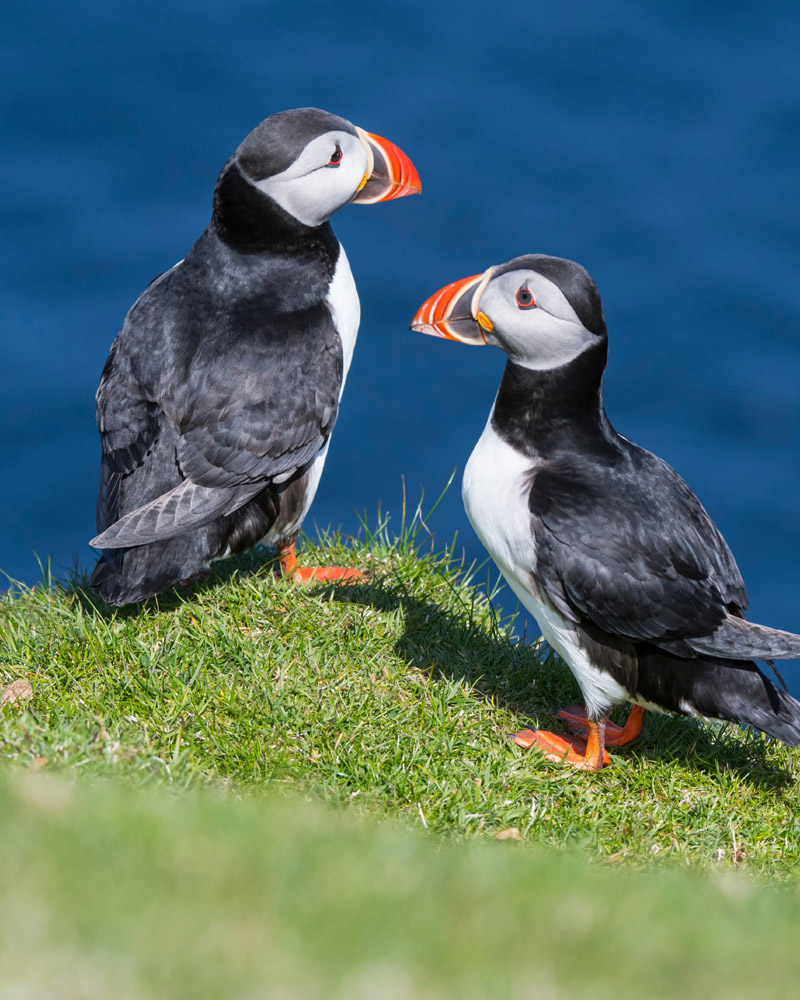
[353,127,421,204]
[410,269,494,345]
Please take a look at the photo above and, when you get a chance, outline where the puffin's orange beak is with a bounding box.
[410,270,494,344]
[353,128,421,204]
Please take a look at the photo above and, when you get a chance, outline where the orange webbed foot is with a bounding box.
[277,542,364,584]
[510,728,610,769]
[292,566,365,584]
[556,704,645,747]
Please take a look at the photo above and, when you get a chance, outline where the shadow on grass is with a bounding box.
[65,548,795,792]
[67,545,282,621]
[318,574,797,793]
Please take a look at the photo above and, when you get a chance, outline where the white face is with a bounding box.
[476,269,601,370]
[254,130,369,228]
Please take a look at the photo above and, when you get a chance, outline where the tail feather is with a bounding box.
[721,673,800,747]
[636,652,800,747]
[91,549,177,606]
[688,614,800,662]
[91,533,211,606]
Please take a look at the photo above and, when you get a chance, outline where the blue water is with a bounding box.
[2,2,800,691]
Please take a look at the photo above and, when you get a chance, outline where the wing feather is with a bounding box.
[92,258,343,550]
[530,442,748,652]
[90,478,264,548]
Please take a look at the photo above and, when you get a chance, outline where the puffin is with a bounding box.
[90,108,420,607]
[411,254,800,769]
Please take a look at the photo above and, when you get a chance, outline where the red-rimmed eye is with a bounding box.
[328,144,343,166]
[515,284,536,309]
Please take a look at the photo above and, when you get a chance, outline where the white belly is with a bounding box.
[463,411,629,716]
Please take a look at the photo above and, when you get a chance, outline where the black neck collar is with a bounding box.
[211,159,338,261]
[491,341,618,459]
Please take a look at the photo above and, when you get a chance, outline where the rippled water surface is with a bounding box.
[2,1,799,689]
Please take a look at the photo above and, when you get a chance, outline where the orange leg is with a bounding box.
[511,720,610,770]
[278,542,298,575]
[277,541,364,584]
[556,704,645,747]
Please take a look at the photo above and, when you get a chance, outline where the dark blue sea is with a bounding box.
[3,2,800,692]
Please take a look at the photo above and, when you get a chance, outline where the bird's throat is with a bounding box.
[491,343,615,460]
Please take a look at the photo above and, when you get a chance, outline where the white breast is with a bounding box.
[272,243,359,536]
[326,242,360,397]
[463,409,539,581]
[463,410,629,717]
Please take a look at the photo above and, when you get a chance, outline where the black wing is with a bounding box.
[529,441,748,655]
[94,327,162,536]
[172,303,340,490]
[93,265,341,549]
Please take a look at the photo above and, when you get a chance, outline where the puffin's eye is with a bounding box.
[328,144,343,166]
[515,284,536,310]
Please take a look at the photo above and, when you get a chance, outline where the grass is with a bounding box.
[2,507,800,996]
[2,508,799,873]
[3,771,800,1000]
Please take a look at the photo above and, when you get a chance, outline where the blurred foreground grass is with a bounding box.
[2,511,800,996]
[2,770,800,1000]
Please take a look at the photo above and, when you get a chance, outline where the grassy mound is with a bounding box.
[2,515,799,880]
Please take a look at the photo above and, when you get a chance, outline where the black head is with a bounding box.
[234,108,358,184]
[492,254,607,341]
[412,253,607,370]
[211,108,421,249]
[213,108,369,237]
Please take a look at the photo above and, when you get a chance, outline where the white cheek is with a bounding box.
[500,315,595,371]
[256,156,365,227]
[481,271,598,371]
